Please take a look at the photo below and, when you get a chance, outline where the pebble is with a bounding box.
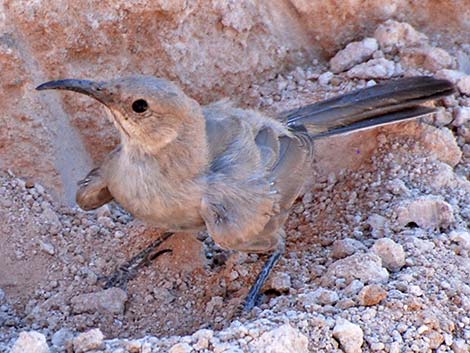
[10,331,50,353]
[333,319,364,353]
[73,329,105,353]
[401,46,452,72]
[322,253,389,286]
[250,324,309,353]
[267,272,291,293]
[371,238,405,272]
[374,20,428,52]
[39,240,55,255]
[329,37,378,73]
[357,284,387,306]
[449,230,470,250]
[318,71,334,86]
[457,76,470,95]
[331,238,366,259]
[169,342,193,353]
[436,69,467,84]
[452,107,470,127]
[51,328,74,349]
[395,196,455,230]
[452,339,469,353]
[71,287,128,315]
[347,58,396,79]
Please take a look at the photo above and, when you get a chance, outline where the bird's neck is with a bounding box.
[121,124,209,181]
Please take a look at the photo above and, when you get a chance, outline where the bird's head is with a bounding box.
[37,76,204,154]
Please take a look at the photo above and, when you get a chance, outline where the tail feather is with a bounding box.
[280,76,454,136]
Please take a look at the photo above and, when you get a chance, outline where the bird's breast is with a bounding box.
[107,156,206,231]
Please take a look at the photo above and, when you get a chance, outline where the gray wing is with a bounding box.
[200,112,313,252]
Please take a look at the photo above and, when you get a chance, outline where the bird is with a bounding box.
[36,75,454,310]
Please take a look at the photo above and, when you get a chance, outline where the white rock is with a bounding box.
[401,46,452,72]
[435,69,466,84]
[318,71,334,86]
[371,238,405,272]
[449,230,470,250]
[347,58,396,79]
[72,329,104,353]
[452,339,469,353]
[374,20,428,52]
[395,196,454,230]
[250,324,309,353]
[420,125,461,167]
[10,331,50,353]
[433,108,453,126]
[39,240,55,255]
[51,328,74,349]
[330,38,378,73]
[331,238,366,259]
[169,342,193,353]
[333,319,364,353]
[322,253,389,286]
[192,329,213,350]
[305,287,339,306]
[367,214,389,238]
[453,107,470,127]
[268,272,291,292]
[457,76,470,95]
[71,287,128,315]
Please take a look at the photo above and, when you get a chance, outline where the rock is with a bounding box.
[333,319,364,353]
[318,71,334,86]
[267,272,291,293]
[322,253,389,286]
[449,230,470,250]
[395,196,454,230]
[331,238,366,259]
[344,280,365,296]
[436,69,467,84]
[39,240,55,255]
[41,206,62,234]
[374,20,428,52]
[250,324,309,353]
[371,238,405,272]
[457,76,470,95]
[401,46,453,72]
[330,38,378,73]
[10,331,50,353]
[420,125,461,167]
[433,108,453,126]
[453,107,470,127]
[72,329,104,353]
[347,58,396,79]
[51,328,74,349]
[357,284,387,306]
[71,287,128,315]
[169,343,193,353]
[367,214,389,238]
[304,287,339,306]
[192,329,213,350]
[452,339,469,353]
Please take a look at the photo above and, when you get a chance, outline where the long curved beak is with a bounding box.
[36,79,110,105]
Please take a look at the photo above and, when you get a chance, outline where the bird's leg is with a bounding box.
[243,241,285,311]
[101,231,174,289]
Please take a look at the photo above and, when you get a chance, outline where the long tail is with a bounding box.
[279,76,455,138]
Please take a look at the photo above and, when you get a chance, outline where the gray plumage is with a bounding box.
[36,76,454,255]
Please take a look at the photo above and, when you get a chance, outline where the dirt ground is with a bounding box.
[2,23,470,353]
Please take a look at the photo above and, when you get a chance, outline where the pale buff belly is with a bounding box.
[107,167,207,232]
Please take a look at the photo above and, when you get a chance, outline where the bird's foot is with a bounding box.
[100,231,174,289]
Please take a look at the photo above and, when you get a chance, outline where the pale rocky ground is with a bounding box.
[2,20,470,353]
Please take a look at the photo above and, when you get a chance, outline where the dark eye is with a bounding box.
[132,99,148,113]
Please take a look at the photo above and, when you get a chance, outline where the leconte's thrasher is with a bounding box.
[37,76,454,310]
